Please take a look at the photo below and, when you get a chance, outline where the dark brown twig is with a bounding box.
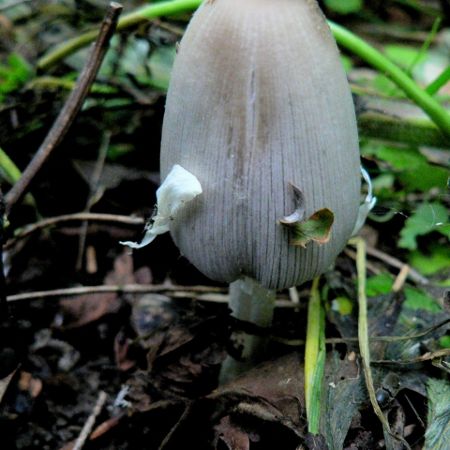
[5,2,123,215]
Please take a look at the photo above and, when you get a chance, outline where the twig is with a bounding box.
[392,264,410,292]
[6,283,226,303]
[372,348,450,365]
[6,284,297,310]
[365,245,429,285]
[76,132,110,270]
[4,2,123,215]
[73,391,107,450]
[6,212,144,248]
[273,317,450,346]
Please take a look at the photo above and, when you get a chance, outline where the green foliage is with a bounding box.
[425,379,450,450]
[365,145,448,192]
[403,286,442,312]
[384,44,426,70]
[409,245,450,275]
[0,53,33,101]
[399,202,449,250]
[331,297,353,315]
[365,274,442,312]
[101,36,175,92]
[0,146,22,185]
[325,0,363,15]
[366,274,394,297]
[439,336,450,348]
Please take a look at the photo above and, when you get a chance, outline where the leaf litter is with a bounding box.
[0,1,449,449]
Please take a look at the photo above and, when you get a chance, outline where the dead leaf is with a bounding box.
[214,416,251,450]
[159,353,305,450]
[321,352,365,450]
[114,329,136,371]
[281,208,335,248]
[58,251,147,328]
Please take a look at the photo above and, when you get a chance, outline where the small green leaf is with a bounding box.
[440,336,450,349]
[282,208,334,248]
[366,146,448,192]
[409,245,450,276]
[331,297,353,315]
[399,202,449,250]
[0,53,33,101]
[366,273,394,297]
[404,287,442,313]
[425,379,450,450]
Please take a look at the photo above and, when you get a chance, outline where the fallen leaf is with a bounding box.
[214,416,250,450]
[321,352,365,450]
[58,251,142,328]
[281,208,334,248]
[424,378,450,450]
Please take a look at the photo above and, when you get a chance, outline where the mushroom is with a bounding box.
[146,0,361,378]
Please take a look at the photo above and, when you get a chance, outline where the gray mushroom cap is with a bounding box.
[160,0,361,290]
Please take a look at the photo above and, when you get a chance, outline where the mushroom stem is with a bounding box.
[219,276,276,384]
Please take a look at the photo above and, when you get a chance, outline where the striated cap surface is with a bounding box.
[160,0,361,289]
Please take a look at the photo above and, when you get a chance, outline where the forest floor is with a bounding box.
[0,1,449,449]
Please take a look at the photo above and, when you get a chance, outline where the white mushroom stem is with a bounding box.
[220,276,276,384]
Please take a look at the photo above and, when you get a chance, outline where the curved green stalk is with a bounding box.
[0,146,36,208]
[330,21,450,138]
[350,237,411,449]
[0,146,22,185]
[37,0,450,137]
[426,66,450,96]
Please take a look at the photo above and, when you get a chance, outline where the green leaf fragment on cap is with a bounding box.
[281,208,335,248]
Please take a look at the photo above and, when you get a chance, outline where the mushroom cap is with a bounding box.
[160,0,361,289]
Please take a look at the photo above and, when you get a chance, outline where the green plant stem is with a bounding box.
[0,146,22,185]
[406,16,441,76]
[350,237,411,449]
[37,0,203,71]
[0,147,36,208]
[304,277,325,434]
[426,66,450,96]
[330,21,450,138]
[219,276,276,384]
